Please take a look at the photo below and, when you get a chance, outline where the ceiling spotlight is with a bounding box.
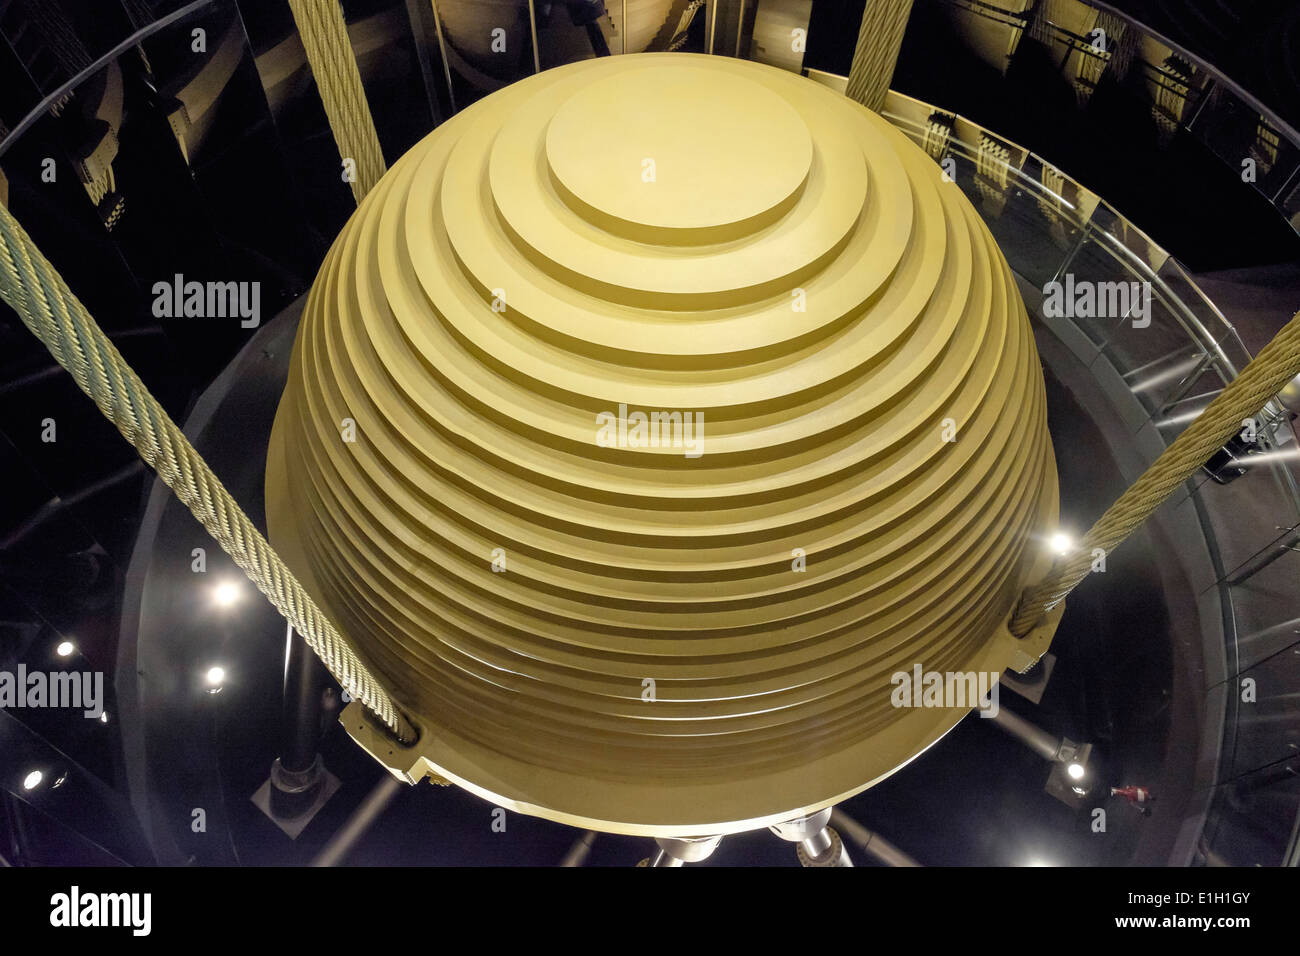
[22,770,42,791]
[99,712,110,724]
[212,580,242,608]
[1067,761,1086,780]
[205,665,226,693]
[1049,532,1072,556]
[55,640,75,657]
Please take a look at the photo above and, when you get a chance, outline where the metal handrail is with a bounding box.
[890,102,1300,523]
[888,107,1247,382]
[1086,0,1300,152]
[0,0,216,161]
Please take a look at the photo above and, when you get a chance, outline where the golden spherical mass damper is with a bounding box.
[265,53,1060,836]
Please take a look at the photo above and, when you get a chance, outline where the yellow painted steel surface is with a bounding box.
[265,53,1060,835]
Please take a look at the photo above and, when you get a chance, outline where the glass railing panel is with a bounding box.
[884,91,1248,435]
[1280,169,1300,233]
[927,0,1300,240]
[881,95,1097,291]
[1187,84,1300,216]
[1198,756,1300,866]
[958,155,1077,289]
[423,0,711,117]
[1222,635,1300,780]
[1221,544,1300,674]
[1153,260,1248,369]
[1196,462,1300,575]
[1010,153,1098,290]
[1046,211,1208,423]
[1132,260,1239,442]
[883,86,1300,863]
[0,1,139,102]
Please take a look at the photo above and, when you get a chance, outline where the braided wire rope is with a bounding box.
[1010,309,1300,636]
[0,200,416,744]
[845,0,916,112]
[287,0,387,202]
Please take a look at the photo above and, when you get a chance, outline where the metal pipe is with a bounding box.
[428,1,458,115]
[830,810,921,867]
[527,0,541,73]
[403,0,444,126]
[987,706,1063,762]
[648,834,721,865]
[770,808,852,866]
[310,774,404,866]
[281,626,327,773]
[560,830,597,867]
[800,828,833,860]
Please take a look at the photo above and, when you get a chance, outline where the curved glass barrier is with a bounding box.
[929,0,1300,235]
[881,88,1300,867]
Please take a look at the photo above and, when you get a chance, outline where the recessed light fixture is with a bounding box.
[212,580,242,608]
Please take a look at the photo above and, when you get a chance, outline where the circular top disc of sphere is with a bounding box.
[546,63,813,241]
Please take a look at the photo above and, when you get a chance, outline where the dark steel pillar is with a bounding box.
[268,626,329,819]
